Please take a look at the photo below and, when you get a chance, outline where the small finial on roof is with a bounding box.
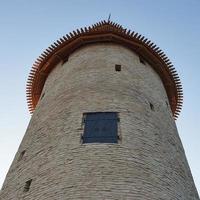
[108,13,111,22]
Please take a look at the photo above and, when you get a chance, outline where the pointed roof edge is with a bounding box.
[26,20,183,120]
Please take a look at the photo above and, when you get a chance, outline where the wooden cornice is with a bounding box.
[26,20,183,119]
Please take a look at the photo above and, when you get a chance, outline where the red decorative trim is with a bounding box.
[26,20,183,119]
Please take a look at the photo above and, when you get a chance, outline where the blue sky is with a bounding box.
[0,0,199,194]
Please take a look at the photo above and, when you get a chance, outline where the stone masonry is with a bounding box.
[0,44,199,199]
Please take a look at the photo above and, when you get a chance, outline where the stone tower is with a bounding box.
[0,21,199,200]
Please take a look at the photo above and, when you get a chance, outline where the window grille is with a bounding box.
[82,112,118,143]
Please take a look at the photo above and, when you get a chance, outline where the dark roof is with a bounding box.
[26,20,183,119]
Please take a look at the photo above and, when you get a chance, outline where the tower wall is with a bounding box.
[1,44,199,199]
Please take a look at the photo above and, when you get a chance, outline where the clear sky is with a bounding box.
[0,0,199,194]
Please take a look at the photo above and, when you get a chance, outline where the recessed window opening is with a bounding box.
[150,103,154,111]
[139,57,145,65]
[62,56,69,64]
[18,150,26,161]
[41,92,45,99]
[115,64,121,71]
[24,179,32,192]
[82,112,119,144]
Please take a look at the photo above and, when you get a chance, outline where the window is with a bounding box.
[139,56,145,65]
[82,112,119,143]
[18,150,26,161]
[41,92,45,100]
[115,64,121,71]
[24,179,32,192]
[149,102,154,111]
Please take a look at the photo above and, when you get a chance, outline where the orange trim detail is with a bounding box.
[26,20,183,119]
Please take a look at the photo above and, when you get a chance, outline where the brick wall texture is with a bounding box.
[0,43,199,199]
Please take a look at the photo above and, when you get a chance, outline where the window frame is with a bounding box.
[81,112,120,144]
